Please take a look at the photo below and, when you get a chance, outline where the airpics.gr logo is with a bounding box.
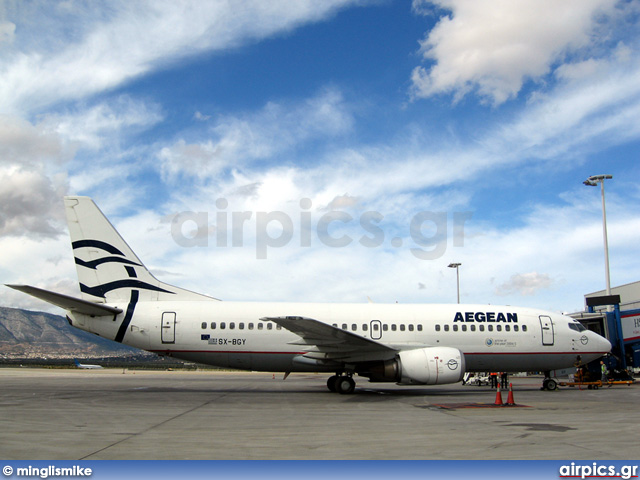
[170,199,473,260]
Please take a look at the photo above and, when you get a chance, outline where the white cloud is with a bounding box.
[495,272,553,297]
[0,115,70,166]
[493,53,640,160]
[0,0,361,115]
[0,21,15,45]
[0,166,67,238]
[194,111,211,121]
[411,0,618,104]
[323,194,361,211]
[159,88,353,182]
[40,96,163,151]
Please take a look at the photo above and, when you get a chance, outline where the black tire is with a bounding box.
[327,375,338,392]
[336,376,355,394]
[546,379,557,391]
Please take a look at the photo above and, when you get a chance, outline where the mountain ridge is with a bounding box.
[0,306,141,358]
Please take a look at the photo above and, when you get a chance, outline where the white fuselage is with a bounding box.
[69,301,611,376]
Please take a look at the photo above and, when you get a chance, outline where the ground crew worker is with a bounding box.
[600,360,608,385]
[500,372,508,389]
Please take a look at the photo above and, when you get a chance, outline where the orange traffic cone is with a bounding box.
[494,384,503,405]
[506,383,516,406]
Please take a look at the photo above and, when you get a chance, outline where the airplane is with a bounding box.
[74,358,103,369]
[7,196,611,393]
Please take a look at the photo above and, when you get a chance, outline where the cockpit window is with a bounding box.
[569,323,587,332]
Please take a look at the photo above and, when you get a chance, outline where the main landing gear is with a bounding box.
[327,374,356,394]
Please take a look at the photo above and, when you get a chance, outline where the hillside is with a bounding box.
[0,306,142,359]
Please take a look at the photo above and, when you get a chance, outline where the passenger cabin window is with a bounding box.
[514,325,519,332]
[383,324,388,331]
[417,325,423,332]
[201,322,207,329]
[444,325,449,332]
[479,325,484,332]
[220,322,226,329]
[258,323,263,330]
[522,325,527,332]
[352,324,357,331]
[435,325,441,332]
[230,322,236,330]
[470,325,476,332]
[391,325,397,332]
[362,324,368,331]
[453,325,458,332]
[408,325,414,332]
[267,323,273,330]
[211,322,216,329]
[496,325,502,332]
[461,325,467,332]
[400,324,405,332]
[487,325,493,332]
[342,323,348,330]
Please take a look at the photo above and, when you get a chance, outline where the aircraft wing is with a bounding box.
[260,316,398,363]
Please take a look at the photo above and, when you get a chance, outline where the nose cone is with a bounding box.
[596,333,612,354]
[579,330,611,364]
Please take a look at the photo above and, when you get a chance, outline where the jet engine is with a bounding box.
[365,347,465,385]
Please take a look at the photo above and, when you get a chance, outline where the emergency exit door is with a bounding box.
[370,320,382,340]
[539,315,554,346]
[161,312,176,344]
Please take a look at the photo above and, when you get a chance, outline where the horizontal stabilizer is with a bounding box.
[6,284,123,317]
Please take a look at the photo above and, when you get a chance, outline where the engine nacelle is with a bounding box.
[398,347,465,385]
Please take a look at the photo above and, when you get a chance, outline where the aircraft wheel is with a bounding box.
[546,379,557,391]
[327,375,338,392]
[335,376,355,394]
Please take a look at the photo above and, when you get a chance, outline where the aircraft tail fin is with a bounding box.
[65,196,217,303]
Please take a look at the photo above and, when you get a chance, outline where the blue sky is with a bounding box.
[2,0,640,314]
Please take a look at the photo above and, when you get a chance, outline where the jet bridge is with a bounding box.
[570,294,640,377]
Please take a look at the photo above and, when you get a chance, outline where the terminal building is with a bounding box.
[570,280,640,374]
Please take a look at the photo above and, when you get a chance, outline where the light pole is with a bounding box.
[448,263,461,304]
[583,175,613,298]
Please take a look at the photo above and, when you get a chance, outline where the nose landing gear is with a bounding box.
[541,371,558,391]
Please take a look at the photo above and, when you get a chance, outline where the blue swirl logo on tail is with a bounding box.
[72,239,175,343]
[72,239,175,297]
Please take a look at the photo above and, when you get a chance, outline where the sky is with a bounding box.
[1,0,640,315]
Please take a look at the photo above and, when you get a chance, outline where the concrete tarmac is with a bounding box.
[0,368,636,460]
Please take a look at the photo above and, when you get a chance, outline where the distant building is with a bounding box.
[585,280,640,312]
